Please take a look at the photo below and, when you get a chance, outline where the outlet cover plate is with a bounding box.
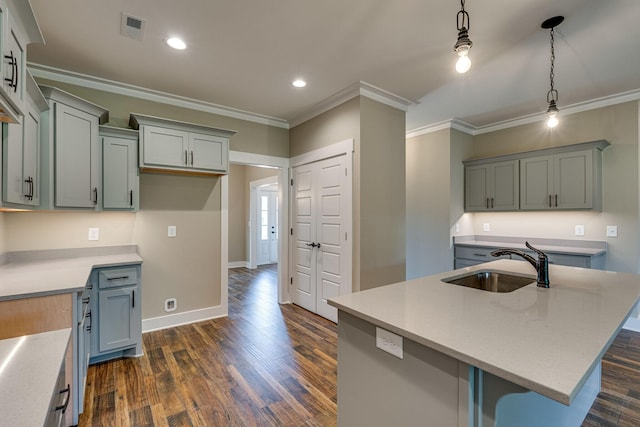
[575,225,585,236]
[606,225,618,237]
[483,223,490,232]
[88,228,99,241]
[168,225,177,238]
[376,327,403,359]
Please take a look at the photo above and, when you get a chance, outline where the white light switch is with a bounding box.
[376,327,403,359]
[168,225,177,238]
[575,225,585,236]
[88,228,99,241]
[606,225,618,238]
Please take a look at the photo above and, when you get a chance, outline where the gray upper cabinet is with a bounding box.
[521,149,598,210]
[464,140,609,212]
[39,86,109,210]
[2,71,47,207]
[130,113,236,175]
[465,160,519,211]
[101,126,139,211]
[0,0,44,123]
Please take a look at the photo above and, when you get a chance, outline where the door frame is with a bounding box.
[222,151,290,306]
[249,176,278,269]
[289,138,354,303]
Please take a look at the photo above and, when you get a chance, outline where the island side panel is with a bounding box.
[337,311,466,426]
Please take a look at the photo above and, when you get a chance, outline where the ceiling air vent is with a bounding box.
[120,13,146,41]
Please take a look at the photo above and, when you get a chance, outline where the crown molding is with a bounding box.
[289,81,415,128]
[406,118,475,139]
[27,62,290,129]
[407,88,640,137]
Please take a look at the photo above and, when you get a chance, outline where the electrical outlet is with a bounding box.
[575,225,585,236]
[164,298,177,312]
[483,223,490,232]
[455,223,460,233]
[88,228,99,241]
[606,225,618,238]
[168,225,177,238]
[376,327,403,359]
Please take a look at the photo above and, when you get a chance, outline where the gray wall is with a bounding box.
[3,78,289,320]
[290,96,406,292]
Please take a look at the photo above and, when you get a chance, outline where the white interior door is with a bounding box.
[292,154,348,322]
[257,185,278,265]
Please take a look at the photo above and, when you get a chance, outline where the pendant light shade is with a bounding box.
[542,16,564,128]
[454,0,473,74]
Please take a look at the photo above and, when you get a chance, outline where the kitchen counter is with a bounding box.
[329,259,640,405]
[0,328,71,427]
[0,245,142,301]
[454,235,607,256]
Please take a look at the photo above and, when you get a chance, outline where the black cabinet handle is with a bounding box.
[491,198,494,209]
[548,194,552,207]
[86,283,93,290]
[486,198,489,209]
[184,150,188,165]
[555,194,558,207]
[473,253,487,257]
[129,190,133,207]
[55,385,71,413]
[4,51,16,90]
[82,297,90,304]
[24,177,33,200]
[132,290,135,308]
[107,275,130,281]
[13,54,17,93]
[92,187,98,205]
[190,150,194,166]
[86,325,91,332]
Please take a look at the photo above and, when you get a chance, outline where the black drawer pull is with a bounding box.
[473,253,487,257]
[55,385,71,413]
[107,275,130,281]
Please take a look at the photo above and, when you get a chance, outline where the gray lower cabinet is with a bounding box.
[44,345,69,427]
[454,244,605,269]
[465,160,519,211]
[89,264,142,364]
[101,126,139,211]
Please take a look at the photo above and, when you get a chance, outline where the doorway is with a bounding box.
[249,176,279,269]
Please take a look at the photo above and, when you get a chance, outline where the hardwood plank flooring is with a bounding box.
[80,264,640,426]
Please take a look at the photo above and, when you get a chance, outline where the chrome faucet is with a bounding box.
[490,242,550,288]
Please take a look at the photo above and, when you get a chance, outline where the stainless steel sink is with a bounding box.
[442,271,535,293]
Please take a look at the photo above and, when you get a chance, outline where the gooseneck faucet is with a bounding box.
[491,242,550,288]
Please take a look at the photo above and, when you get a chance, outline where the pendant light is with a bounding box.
[454,0,473,74]
[541,16,564,128]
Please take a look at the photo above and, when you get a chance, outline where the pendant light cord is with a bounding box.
[547,27,558,103]
[457,0,470,31]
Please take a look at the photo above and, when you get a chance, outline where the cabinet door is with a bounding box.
[189,132,228,172]
[520,155,554,210]
[142,125,188,168]
[3,24,25,111]
[2,119,23,203]
[491,160,519,210]
[55,103,99,208]
[98,286,138,352]
[555,150,593,209]
[465,164,490,211]
[22,105,39,205]
[103,136,137,210]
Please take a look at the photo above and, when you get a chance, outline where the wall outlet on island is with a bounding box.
[483,223,490,232]
[607,225,618,237]
[575,225,585,236]
[88,227,99,241]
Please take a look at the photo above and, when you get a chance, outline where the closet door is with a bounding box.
[292,154,348,322]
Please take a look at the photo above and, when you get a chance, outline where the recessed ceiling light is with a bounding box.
[292,79,307,88]
[166,37,187,50]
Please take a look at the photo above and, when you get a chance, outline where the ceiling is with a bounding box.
[27,0,640,132]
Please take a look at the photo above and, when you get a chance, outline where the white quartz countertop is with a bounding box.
[0,328,71,427]
[0,251,142,301]
[329,260,640,405]
[456,239,605,256]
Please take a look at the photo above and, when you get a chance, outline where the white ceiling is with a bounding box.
[27,0,640,132]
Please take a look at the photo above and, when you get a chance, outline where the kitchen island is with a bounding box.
[329,259,640,426]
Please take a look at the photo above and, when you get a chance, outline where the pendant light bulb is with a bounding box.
[547,115,559,128]
[453,0,472,74]
[455,47,471,74]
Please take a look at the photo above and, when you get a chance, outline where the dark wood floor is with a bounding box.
[80,264,640,426]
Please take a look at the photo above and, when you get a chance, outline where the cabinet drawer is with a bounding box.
[454,246,506,262]
[98,267,138,289]
[547,253,590,268]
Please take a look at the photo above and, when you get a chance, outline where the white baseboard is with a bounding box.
[623,317,640,333]
[228,261,249,269]
[142,305,227,333]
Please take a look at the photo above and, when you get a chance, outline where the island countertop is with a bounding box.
[0,246,142,301]
[328,259,640,405]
